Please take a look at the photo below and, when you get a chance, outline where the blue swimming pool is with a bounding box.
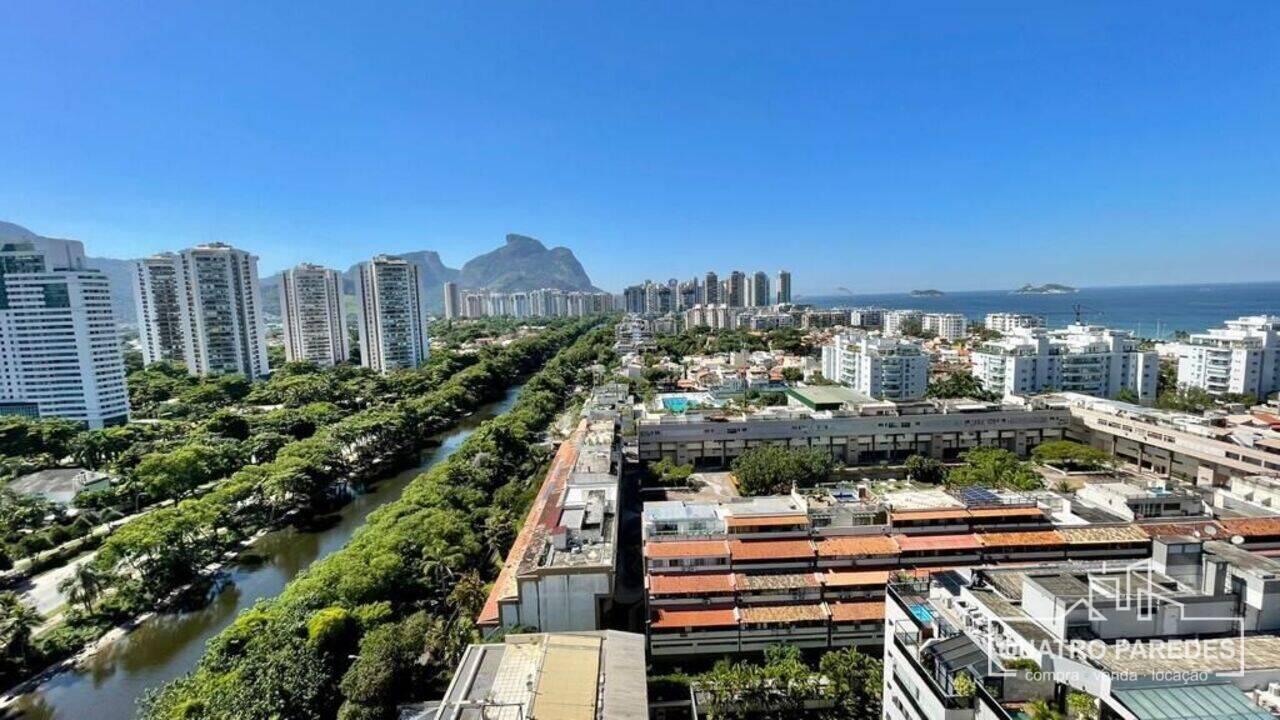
[909,603,934,623]
[663,397,690,412]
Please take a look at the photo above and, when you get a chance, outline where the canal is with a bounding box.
[7,384,524,720]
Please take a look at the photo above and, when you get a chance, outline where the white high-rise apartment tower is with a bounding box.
[1173,316,1280,399]
[749,271,770,307]
[703,271,719,304]
[922,312,967,341]
[134,243,270,378]
[985,312,1045,334]
[971,324,1158,403]
[443,281,462,320]
[0,236,129,428]
[279,263,348,366]
[820,334,929,401]
[776,270,791,304]
[354,255,428,373]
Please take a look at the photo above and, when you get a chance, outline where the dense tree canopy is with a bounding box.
[1031,440,1112,471]
[947,447,1041,491]
[138,322,614,720]
[925,371,999,401]
[731,445,833,496]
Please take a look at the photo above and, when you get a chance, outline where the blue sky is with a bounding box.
[1,2,1277,293]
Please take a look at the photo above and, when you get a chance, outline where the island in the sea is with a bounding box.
[910,289,945,297]
[1013,283,1077,295]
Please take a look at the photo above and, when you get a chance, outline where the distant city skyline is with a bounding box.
[3,3,1278,292]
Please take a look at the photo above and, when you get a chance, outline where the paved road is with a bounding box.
[16,551,96,619]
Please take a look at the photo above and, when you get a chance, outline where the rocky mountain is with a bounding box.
[459,234,599,293]
[0,221,139,323]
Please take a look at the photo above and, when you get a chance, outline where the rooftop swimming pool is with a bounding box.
[663,397,691,412]
[909,603,935,624]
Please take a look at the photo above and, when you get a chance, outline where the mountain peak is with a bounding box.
[461,234,597,293]
[505,233,546,250]
[0,221,45,242]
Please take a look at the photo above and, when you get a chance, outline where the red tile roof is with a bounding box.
[478,424,582,625]
[735,572,820,591]
[816,535,900,557]
[648,573,736,596]
[739,604,828,624]
[1138,520,1225,539]
[645,539,731,559]
[967,507,1046,519]
[829,601,886,623]
[891,509,970,523]
[1220,517,1280,538]
[892,533,983,553]
[976,530,1066,548]
[821,570,892,587]
[651,608,739,630]
[1058,525,1150,545]
[729,539,816,561]
[725,514,809,528]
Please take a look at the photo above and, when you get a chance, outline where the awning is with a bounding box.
[1113,684,1273,720]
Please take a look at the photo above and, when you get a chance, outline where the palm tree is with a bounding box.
[59,562,109,613]
[447,572,488,619]
[0,591,43,660]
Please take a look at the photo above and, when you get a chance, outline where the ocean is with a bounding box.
[800,282,1280,339]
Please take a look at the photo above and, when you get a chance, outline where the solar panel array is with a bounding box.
[953,486,1000,506]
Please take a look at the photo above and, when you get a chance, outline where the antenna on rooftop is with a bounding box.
[1072,304,1101,324]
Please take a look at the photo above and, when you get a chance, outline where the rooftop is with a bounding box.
[786,385,872,410]
[432,631,647,720]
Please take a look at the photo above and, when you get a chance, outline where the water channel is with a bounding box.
[7,384,524,720]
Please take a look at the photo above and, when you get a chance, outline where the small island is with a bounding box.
[1013,283,1076,295]
[910,289,945,297]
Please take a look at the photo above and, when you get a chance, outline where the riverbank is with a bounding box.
[1,384,527,720]
[137,325,614,720]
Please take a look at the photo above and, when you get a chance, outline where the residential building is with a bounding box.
[132,254,185,365]
[727,271,746,308]
[134,243,269,378]
[776,270,791,305]
[0,236,129,428]
[636,391,1069,467]
[849,307,885,328]
[479,385,629,633]
[1074,480,1204,521]
[883,542,1280,720]
[1050,392,1280,484]
[354,255,428,373]
[442,280,461,320]
[971,324,1158,403]
[821,333,929,400]
[430,631,648,720]
[279,263,348,366]
[922,312,967,341]
[985,312,1046,334]
[1173,315,1280,400]
[801,308,849,329]
[623,284,646,314]
[703,271,719,304]
[748,271,770,307]
[673,279,694,311]
[462,291,485,318]
[883,309,923,337]
[643,488,1153,660]
[684,304,740,330]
